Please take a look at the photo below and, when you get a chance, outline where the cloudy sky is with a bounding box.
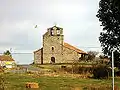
[0,0,102,64]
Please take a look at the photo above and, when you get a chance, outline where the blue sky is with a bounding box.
[0,0,102,64]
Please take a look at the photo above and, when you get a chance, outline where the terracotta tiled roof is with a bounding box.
[0,55,14,61]
[63,42,87,54]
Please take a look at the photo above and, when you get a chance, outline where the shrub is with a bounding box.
[93,64,111,79]
[66,64,94,74]
[116,70,120,76]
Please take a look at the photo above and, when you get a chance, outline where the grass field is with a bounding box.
[0,73,120,90]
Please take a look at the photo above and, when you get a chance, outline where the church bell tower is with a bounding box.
[43,25,64,63]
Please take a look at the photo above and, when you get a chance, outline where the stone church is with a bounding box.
[34,26,87,64]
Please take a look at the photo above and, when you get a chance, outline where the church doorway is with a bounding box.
[51,57,55,63]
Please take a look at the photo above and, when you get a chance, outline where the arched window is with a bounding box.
[50,30,54,36]
[51,57,55,63]
[52,47,54,51]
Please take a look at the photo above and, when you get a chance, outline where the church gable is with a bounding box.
[34,48,43,64]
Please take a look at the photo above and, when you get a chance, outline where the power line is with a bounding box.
[0,53,33,54]
[78,47,101,48]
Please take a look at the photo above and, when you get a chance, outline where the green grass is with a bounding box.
[1,73,120,90]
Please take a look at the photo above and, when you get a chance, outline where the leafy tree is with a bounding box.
[113,0,120,10]
[99,55,108,59]
[87,51,98,61]
[96,0,120,68]
[3,50,12,57]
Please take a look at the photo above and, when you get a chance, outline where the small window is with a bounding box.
[50,30,54,36]
[52,47,54,51]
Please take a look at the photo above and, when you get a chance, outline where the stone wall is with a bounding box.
[62,46,80,63]
[43,32,64,63]
[34,49,42,64]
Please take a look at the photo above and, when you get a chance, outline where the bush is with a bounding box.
[93,64,111,79]
[116,70,120,76]
[63,64,94,74]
